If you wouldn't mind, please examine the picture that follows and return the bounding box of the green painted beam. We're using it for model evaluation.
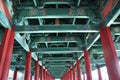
[86,33,100,50]
[16,7,96,19]
[43,57,75,62]
[46,65,70,68]
[32,47,83,54]
[15,33,30,52]
[43,57,74,60]
[14,33,38,61]
[15,25,99,33]
[44,2,70,5]
[45,62,71,64]
[77,0,81,6]
[43,59,75,62]
[33,0,37,6]
[34,36,81,44]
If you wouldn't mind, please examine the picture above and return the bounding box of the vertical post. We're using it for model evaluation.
[77,59,82,80]
[13,69,18,80]
[84,50,92,80]
[83,74,85,80]
[42,68,45,80]
[69,70,70,80]
[100,26,120,80]
[35,61,39,80]
[0,27,15,80]
[46,70,47,80]
[24,51,32,80]
[40,66,42,80]
[0,44,1,58]
[70,68,72,80]
[31,75,32,80]
[0,29,11,78]
[72,65,75,80]
[97,65,102,80]
[44,69,46,80]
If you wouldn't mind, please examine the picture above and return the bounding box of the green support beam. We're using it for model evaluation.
[16,7,96,19]
[32,47,83,54]
[15,25,99,33]
[34,36,82,43]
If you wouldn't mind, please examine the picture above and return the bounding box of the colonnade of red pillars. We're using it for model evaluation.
[0,0,120,80]
[13,52,55,80]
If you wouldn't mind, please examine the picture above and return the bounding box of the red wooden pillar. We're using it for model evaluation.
[42,68,45,80]
[46,71,47,80]
[68,70,70,80]
[0,27,15,80]
[0,28,11,78]
[0,45,1,61]
[31,75,32,80]
[40,66,42,80]
[70,68,72,80]
[45,69,47,80]
[72,65,75,80]
[83,74,85,80]
[77,59,82,80]
[97,65,102,80]
[0,0,13,78]
[13,69,17,80]
[84,50,92,80]
[100,26,120,80]
[44,69,46,80]
[24,51,32,80]
[35,61,39,80]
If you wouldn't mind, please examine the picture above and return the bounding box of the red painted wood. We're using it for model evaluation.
[77,59,82,80]
[24,51,32,80]
[102,0,118,19]
[31,75,32,80]
[35,61,39,80]
[1,27,15,80]
[72,65,75,80]
[100,26,120,80]
[40,66,42,80]
[83,74,85,80]
[13,70,17,80]
[84,50,92,80]
[0,28,11,78]
[97,66,102,80]
[43,68,45,80]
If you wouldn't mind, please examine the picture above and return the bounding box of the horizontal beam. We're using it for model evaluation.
[45,63,71,66]
[15,25,99,33]
[15,33,30,51]
[16,7,96,19]
[48,67,68,70]
[43,59,75,62]
[43,57,75,61]
[46,65,71,68]
[34,36,81,43]
[24,16,90,19]
[43,57,74,60]
[32,47,83,54]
